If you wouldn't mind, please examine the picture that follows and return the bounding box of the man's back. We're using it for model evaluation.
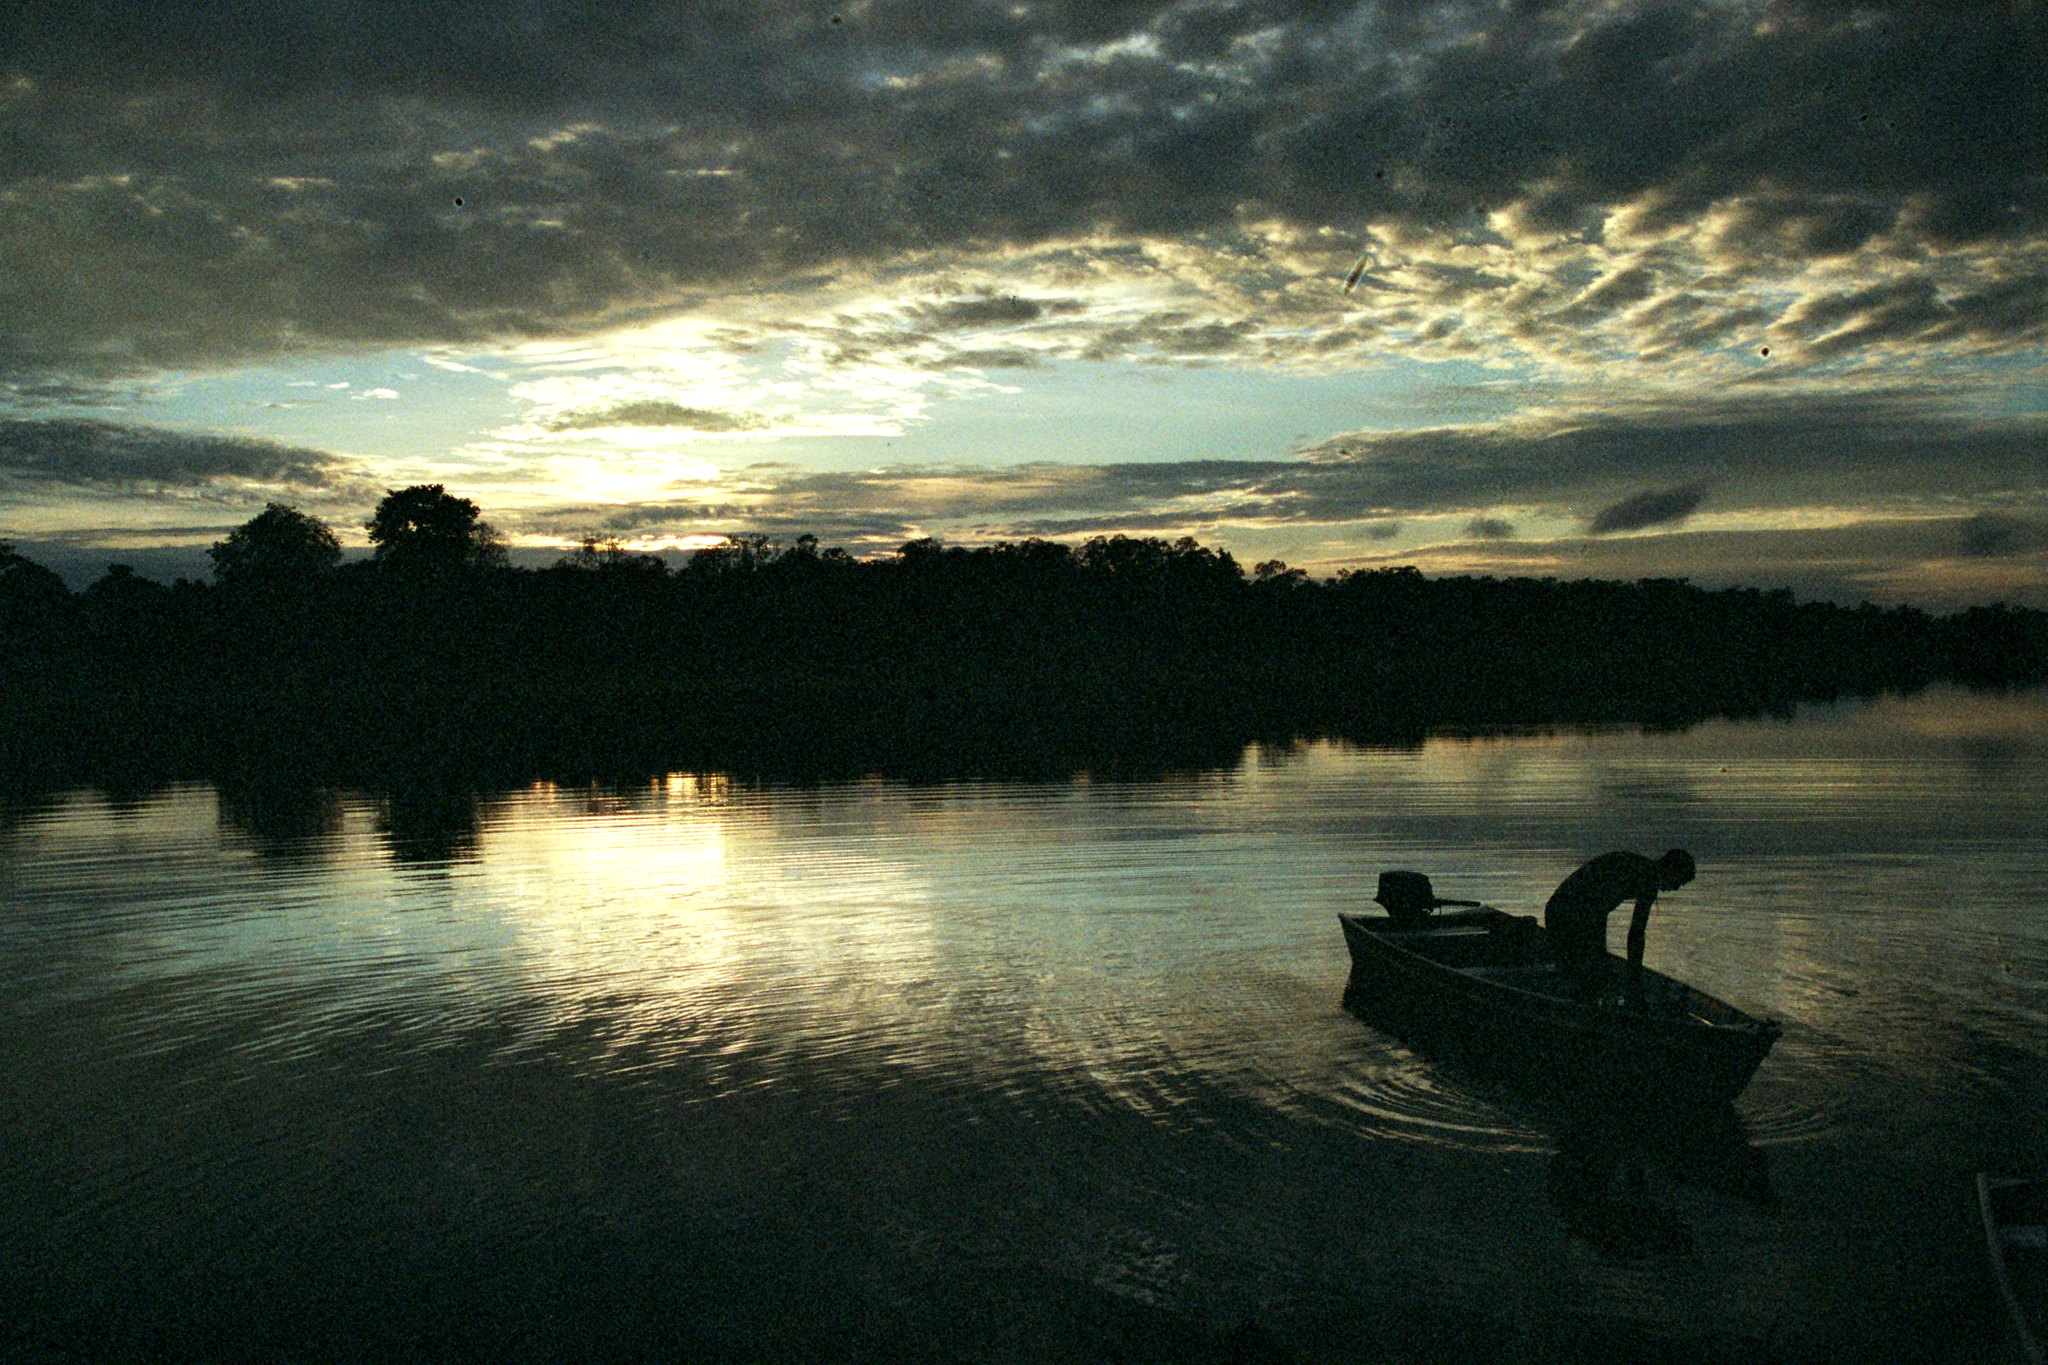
[1544,851,1664,967]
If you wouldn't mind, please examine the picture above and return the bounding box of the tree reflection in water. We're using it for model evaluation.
[375,785,488,864]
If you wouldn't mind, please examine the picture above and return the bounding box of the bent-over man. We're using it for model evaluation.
[1544,849,1695,1008]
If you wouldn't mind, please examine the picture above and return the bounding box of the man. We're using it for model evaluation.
[1544,849,1696,1007]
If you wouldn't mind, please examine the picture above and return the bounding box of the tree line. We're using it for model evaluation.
[4,486,2045,785]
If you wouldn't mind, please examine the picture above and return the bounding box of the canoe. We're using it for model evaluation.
[1978,1173,2048,1365]
[1338,905,1780,1107]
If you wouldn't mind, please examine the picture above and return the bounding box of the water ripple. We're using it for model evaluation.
[2,695,2046,1361]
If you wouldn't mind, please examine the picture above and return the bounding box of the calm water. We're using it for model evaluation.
[3,686,2045,1362]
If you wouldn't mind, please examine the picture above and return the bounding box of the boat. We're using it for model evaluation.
[1338,871,1780,1107]
[1978,1174,2047,1365]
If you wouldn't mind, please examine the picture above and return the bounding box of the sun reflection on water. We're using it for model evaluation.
[1,685,2042,1155]
[2,688,2045,1360]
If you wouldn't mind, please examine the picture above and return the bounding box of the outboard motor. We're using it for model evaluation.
[1374,870,1441,925]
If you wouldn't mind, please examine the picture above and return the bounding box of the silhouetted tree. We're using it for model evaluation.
[1253,559,1308,588]
[1079,534,1166,577]
[686,534,782,576]
[0,542,70,626]
[896,536,949,571]
[557,536,666,576]
[5,520,2045,786]
[366,485,505,573]
[209,503,342,589]
[83,563,165,609]
[79,566,172,669]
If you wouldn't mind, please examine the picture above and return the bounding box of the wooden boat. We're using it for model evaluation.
[1978,1174,2048,1365]
[1338,882,1780,1107]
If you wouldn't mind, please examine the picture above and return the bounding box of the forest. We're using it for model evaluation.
[5,487,2046,787]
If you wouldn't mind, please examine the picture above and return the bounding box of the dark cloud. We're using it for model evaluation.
[1081,317,1256,362]
[937,347,1042,370]
[1588,483,1705,535]
[1367,517,2048,609]
[1553,265,1657,322]
[0,539,236,589]
[1772,276,1956,358]
[1635,303,1773,361]
[0,417,350,489]
[512,494,2048,609]
[915,295,1081,328]
[4,1,2040,376]
[0,376,139,408]
[544,401,766,432]
[3,1,2043,616]
[1697,194,1896,265]
[1307,394,2048,519]
[1957,514,2044,559]
[19,508,2034,608]
[513,457,1281,548]
[500,395,2044,552]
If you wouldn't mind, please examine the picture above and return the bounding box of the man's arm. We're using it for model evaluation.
[1624,893,1656,1008]
[1625,894,1655,966]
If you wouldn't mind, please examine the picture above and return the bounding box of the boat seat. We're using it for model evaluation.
[1367,910,1495,927]
[1379,926,1491,938]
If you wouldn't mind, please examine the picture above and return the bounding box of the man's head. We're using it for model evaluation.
[1657,848,1696,890]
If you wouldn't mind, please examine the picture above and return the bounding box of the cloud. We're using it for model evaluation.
[1080,316,1258,363]
[544,400,768,433]
[0,375,139,408]
[487,390,2047,558]
[13,389,2029,588]
[512,456,1280,549]
[3,0,2043,617]
[16,508,2037,608]
[1773,272,2048,359]
[914,295,1080,328]
[1589,483,1706,535]
[933,347,1042,370]
[1301,392,2048,519]
[1957,514,2044,559]
[1553,265,1658,323]
[1361,516,2048,610]
[0,1,2041,384]
[0,417,353,490]
[503,479,2048,607]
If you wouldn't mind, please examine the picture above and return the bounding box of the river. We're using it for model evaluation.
[3,685,2044,1362]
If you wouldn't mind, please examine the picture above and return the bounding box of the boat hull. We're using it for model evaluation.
[1339,908,1779,1108]
[1979,1173,2048,1365]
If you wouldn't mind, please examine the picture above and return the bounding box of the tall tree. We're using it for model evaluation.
[366,485,505,574]
[209,503,342,588]
[0,542,71,628]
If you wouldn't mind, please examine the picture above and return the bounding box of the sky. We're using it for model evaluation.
[1,0,2044,606]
